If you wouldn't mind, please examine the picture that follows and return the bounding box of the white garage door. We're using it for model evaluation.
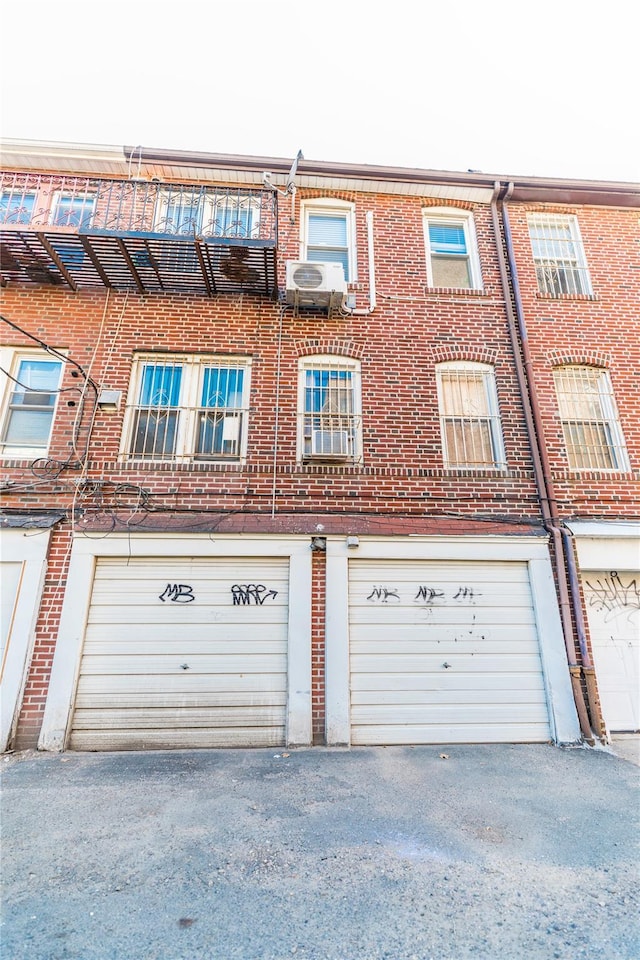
[582,570,640,732]
[69,557,289,750]
[349,559,551,744]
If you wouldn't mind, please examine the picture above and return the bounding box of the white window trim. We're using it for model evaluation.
[553,365,630,472]
[120,353,252,463]
[527,213,593,297]
[0,347,64,459]
[297,355,363,464]
[299,198,357,283]
[436,360,507,470]
[423,207,483,291]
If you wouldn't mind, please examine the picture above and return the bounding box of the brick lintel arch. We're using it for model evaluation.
[431,345,499,366]
[294,339,365,360]
[547,350,612,369]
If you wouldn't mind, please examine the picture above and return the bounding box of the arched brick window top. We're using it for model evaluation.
[547,350,612,370]
[431,346,499,366]
[294,339,364,360]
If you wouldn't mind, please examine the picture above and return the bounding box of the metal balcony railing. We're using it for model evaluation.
[0,172,278,296]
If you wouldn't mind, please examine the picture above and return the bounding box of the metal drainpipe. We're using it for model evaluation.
[500,186,602,738]
[489,183,594,741]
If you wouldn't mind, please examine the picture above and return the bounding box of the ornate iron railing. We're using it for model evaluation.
[0,172,277,242]
[0,172,278,295]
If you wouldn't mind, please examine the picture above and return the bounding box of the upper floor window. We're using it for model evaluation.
[423,208,482,290]
[0,350,63,458]
[0,190,36,225]
[298,356,362,463]
[301,200,355,282]
[121,354,251,462]
[527,214,592,297]
[553,365,629,471]
[154,189,259,239]
[51,191,96,229]
[436,361,506,469]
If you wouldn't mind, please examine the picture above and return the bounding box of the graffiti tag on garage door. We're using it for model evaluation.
[159,583,195,603]
[585,571,640,622]
[231,584,278,605]
[366,585,479,604]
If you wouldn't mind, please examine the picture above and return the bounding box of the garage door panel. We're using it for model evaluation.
[352,654,545,674]
[349,607,536,625]
[77,673,286,696]
[77,654,286,675]
[70,556,290,750]
[349,558,551,744]
[351,636,541,656]
[87,606,287,625]
[351,723,549,746]
[83,637,287,657]
[75,690,286,710]
[72,706,285,729]
[351,672,545,693]
[68,727,284,751]
[351,702,548,725]
[348,562,530,584]
[352,686,548,706]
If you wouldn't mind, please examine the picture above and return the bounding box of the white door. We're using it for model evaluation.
[582,570,640,732]
[69,557,289,750]
[349,559,551,744]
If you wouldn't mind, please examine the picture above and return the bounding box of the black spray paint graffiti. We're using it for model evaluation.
[159,583,195,603]
[366,586,401,603]
[453,587,477,601]
[231,584,278,606]
[366,585,479,604]
[414,586,445,604]
[585,571,640,623]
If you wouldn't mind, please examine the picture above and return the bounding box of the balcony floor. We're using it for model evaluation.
[0,227,277,297]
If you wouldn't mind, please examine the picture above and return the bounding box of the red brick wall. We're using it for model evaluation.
[505,202,640,519]
[311,548,326,745]
[4,184,636,748]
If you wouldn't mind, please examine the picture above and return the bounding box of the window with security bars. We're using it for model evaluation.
[0,352,63,458]
[553,366,629,471]
[298,357,362,462]
[154,190,259,239]
[302,202,354,282]
[51,192,96,229]
[528,214,592,297]
[423,209,482,290]
[437,362,506,469]
[0,190,36,225]
[122,356,251,462]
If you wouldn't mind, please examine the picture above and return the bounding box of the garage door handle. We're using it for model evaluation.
[180,663,190,670]
[442,662,452,669]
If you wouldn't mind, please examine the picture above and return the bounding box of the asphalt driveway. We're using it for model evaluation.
[1,743,639,960]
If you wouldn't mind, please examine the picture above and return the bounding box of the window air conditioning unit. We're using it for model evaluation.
[311,429,350,459]
[286,261,347,310]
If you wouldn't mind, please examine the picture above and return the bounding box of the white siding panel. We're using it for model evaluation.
[349,559,551,744]
[69,557,289,750]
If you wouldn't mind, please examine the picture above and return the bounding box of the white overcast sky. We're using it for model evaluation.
[1,0,638,183]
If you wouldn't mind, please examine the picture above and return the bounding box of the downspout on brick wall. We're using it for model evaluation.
[490,183,597,742]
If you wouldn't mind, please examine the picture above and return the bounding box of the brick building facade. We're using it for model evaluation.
[1,140,637,752]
